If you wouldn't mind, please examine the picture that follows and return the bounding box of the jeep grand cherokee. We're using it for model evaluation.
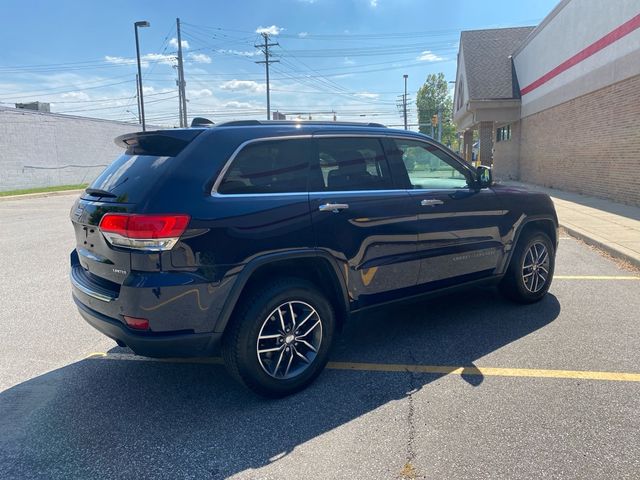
[70,120,558,397]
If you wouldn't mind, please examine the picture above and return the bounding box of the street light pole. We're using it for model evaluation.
[403,74,408,130]
[134,21,150,131]
[135,74,141,124]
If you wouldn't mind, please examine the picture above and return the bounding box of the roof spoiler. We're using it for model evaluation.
[114,130,203,156]
[190,117,214,127]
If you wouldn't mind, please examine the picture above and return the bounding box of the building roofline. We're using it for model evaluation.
[0,105,149,127]
[460,25,537,35]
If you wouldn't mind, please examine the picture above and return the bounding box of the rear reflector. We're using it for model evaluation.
[99,213,190,251]
[123,315,149,330]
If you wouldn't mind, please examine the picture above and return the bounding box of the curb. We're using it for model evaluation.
[560,223,640,270]
[0,189,83,202]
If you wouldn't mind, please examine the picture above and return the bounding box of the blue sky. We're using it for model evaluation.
[0,0,558,128]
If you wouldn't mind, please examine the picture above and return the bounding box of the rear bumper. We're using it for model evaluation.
[73,296,222,358]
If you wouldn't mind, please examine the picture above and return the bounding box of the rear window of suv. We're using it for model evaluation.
[83,130,202,203]
[83,154,174,203]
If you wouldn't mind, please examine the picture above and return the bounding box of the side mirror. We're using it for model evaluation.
[476,165,493,188]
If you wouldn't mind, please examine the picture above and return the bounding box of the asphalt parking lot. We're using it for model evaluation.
[1,194,639,480]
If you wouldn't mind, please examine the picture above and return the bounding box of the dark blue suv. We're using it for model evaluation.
[70,120,558,397]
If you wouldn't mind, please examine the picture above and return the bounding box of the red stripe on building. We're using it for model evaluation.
[520,12,640,95]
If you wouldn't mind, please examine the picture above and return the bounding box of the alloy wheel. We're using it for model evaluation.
[522,241,550,293]
[256,301,323,380]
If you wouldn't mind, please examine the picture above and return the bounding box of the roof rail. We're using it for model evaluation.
[214,120,387,128]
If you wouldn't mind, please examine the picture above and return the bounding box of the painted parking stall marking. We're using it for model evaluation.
[86,353,640,383]
[554,275,639,280]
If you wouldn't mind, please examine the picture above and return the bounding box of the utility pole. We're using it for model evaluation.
[176,18,188,127]
[174,65,183,127]
[255,32,279,120]
[403,74,408,130]
[437,105,443,142]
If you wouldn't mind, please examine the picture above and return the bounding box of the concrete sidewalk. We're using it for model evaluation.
[503,181,640,268]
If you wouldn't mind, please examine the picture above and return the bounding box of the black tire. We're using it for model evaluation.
[222,278,336,398]
[499,230,555,304]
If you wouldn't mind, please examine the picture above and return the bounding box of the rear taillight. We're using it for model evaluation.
[123,315,150,330]
[99,213,190,251]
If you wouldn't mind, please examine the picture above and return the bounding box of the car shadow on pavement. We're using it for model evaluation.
[0,288,560,479]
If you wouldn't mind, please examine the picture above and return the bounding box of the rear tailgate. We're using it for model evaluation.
[70,129,203,287]
[71,199,134,286]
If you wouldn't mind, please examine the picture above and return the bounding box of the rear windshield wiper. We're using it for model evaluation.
[84,188,117,198]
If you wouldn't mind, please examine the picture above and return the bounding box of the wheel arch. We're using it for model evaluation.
[214,250,349,334]
[499,215,558,275]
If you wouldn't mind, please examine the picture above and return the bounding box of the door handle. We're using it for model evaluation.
[420,199,444,207]
[319,203,349,213]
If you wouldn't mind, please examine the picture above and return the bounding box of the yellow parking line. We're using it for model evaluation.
[86,353,640,383]
[554,275,639,280]
[326,362,640,382]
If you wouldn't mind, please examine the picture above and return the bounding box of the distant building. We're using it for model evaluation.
[453,0,640,206]
[272,111,286,120]
[15,101,50,113]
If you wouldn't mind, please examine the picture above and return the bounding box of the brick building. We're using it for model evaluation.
[453,0,640,206]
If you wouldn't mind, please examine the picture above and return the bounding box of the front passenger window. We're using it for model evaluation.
[391,140,470,190]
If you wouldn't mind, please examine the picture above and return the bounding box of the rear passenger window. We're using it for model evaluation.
[217,139,310,194]
[310,137,392,191]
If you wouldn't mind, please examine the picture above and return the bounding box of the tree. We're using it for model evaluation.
[416,72,457,149]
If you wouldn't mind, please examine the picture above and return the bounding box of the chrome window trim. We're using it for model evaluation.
[210,133,477,197]
[309,189,408,196]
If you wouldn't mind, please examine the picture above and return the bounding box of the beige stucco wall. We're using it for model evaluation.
[492,121,521,180]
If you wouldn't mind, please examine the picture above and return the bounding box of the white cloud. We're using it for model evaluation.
[343,57,355,65]
[105,53,176,67]
[370,0,378,7]
[355,92,379,99]
[188,53,212,64]
[104,55,136,65]
[220,80,266,93]
[256,25,283,36]
[60,91,90,101]
[219,49,260,57]
[417,50,444,62]
[189,88,213,98]
[169,38,190,49]
[144,53,176,65]
[224,101,257,109]
[298,32,309,38]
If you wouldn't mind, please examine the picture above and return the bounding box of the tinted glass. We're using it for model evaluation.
[311,137,392,191]
[218,139,310,194]
[389,139,469,189]
[85,154,174,203]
